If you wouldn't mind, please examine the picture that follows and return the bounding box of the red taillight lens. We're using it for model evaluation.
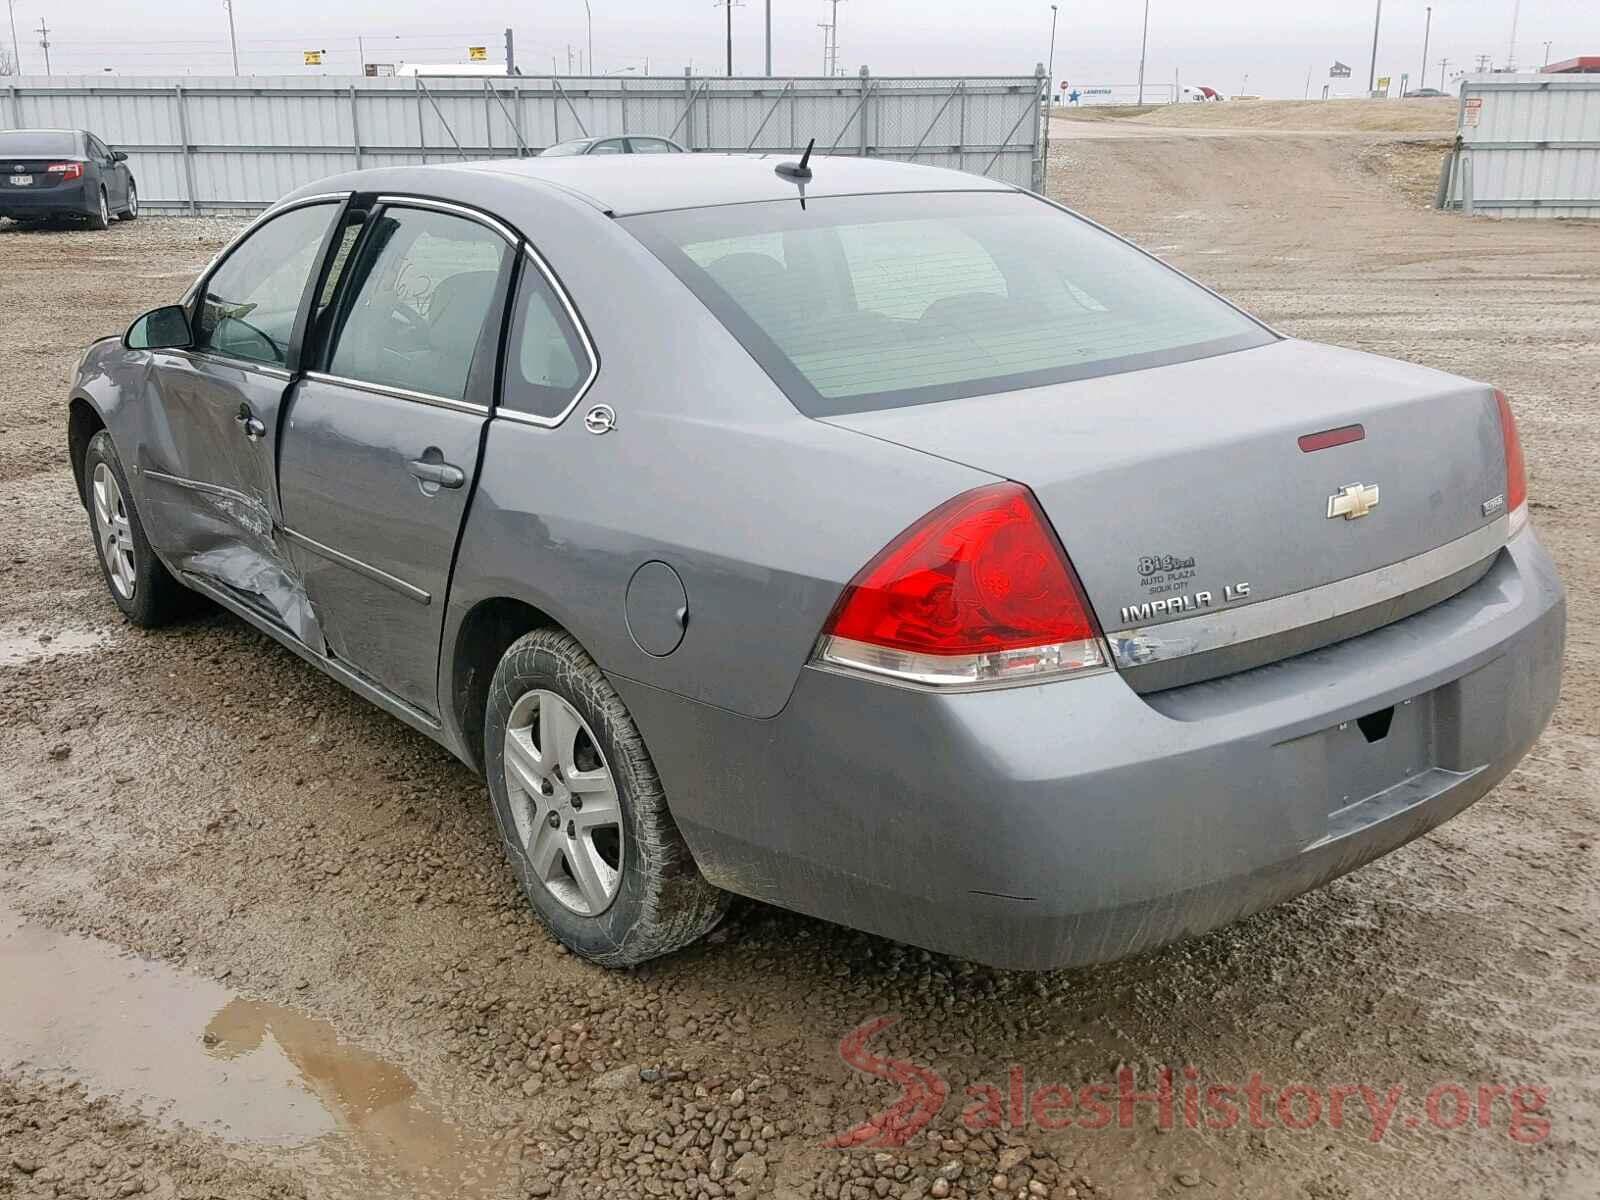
[815,482,1107,687]
[1494,389,1528,533]
[46,162,84,180]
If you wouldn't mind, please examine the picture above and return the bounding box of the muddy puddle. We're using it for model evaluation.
[0,901,512,1198]
[0,627,106,667]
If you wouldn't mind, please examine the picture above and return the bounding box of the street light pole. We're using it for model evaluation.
[582,0,593,75]
[1046,4,1058,103]
[1366,0,1382,95]
[1419,6,1430,94]
[223,0,239,75]
[765,0,772,75]
[1136,0,1149,105]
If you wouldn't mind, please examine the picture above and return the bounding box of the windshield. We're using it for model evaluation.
[0,131,80,157]
[624,191,1274,417]
[541,140,592,157]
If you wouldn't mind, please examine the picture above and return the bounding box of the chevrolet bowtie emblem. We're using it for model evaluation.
[1327,482,1380,520]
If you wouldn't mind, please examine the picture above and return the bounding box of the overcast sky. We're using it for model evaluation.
[11,1,1599,98]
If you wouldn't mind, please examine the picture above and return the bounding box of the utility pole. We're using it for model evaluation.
[1047,5,1058,102]
[35,15,47,75]
[1367,0,1382,95]
[765,0,771,75]
[820,0,844,76]
[1438,57,1449,90]
[1419,6,1430,93]
[582,0,592,75]
[505,27,515,76]
[1136,0,1150,104]
[715,0,743,76]
[1475,53,1491,72]
[222,0,239,75]
[1504,0,1520,71]
[1542,40,1552,68]
[8,0,21,75]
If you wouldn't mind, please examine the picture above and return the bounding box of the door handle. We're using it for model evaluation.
[234,404,266,441]
[406,458,465,489]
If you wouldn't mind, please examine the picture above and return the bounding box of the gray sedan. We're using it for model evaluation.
[65,152,1565,969]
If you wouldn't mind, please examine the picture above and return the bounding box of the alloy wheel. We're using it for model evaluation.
[127,185,137,218]
[92,462,137,599]
[503,689,624,916]
[99,190,110,226]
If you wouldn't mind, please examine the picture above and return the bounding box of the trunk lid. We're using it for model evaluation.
[823,339,1510,689]
[0,158,80,190]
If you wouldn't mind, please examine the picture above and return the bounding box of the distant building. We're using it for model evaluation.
[1542,57,1600,74]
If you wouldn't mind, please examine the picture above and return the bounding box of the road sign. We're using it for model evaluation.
[1376,75,1391,95]
[1330,61,1352,78]
[468,46,487,61]
[304,50,323,65]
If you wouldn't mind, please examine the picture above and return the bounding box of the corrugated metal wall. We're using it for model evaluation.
[1446,73,1600,219]
[2,72,1048,213]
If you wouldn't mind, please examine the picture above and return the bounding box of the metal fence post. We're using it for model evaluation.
[858,65,871,158]
[1032,61,1047,193]
[7,85,20,129]
[683,68,694,150]
[350,85,363,169]
[173,85,198,215]
[416,79,428,165]
[620,77,628,134]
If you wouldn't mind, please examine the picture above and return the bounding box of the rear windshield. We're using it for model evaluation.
[0,131,80,157]
[624,191,1274,417]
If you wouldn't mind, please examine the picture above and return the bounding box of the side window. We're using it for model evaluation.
[502,255,594,421]
[326,207,509,402]
[87,135,109,161]
[589,139,626,155]
[628,138,674,154]
[196,202,340,367]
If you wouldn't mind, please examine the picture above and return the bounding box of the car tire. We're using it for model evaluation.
[82,430,191,627]
[118,182,138,221]
[88,188,111,231]
[484,628,730,966]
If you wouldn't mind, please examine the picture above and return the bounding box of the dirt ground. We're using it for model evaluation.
[2,117,1597,1200]
[1052,97,1458,134]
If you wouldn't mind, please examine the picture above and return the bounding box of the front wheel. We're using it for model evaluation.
[484,629,730,966]
[82,430,190,626]
[118,182,139,221]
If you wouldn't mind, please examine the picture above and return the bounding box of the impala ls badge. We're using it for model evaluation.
[1327,482,1380,521]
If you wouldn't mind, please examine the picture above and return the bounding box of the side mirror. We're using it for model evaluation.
[112,150,129,163]
[125,305,193,351]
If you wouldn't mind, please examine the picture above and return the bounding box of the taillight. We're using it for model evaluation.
[1494,390,1528,536]
[813,482,1108,688]
[46,162,85,181]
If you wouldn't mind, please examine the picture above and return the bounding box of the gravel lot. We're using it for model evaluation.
[2,121,1597,1200]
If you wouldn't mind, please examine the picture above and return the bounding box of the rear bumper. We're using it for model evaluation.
[620,527,1565,970]
[0,183,91,217]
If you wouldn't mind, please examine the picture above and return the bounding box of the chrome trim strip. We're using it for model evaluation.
[301,370,489,415]
[165,347,293,382]
[281,527,431,605]
[374,194,518,245]
[141,468,262,508]
[492,246,601,430]
[1108,517,1511,670]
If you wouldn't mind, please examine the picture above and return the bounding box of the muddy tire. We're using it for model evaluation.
[484,628,730,966]
[82,430,190,627]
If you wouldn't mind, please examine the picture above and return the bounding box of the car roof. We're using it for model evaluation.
[441,152,1014,216]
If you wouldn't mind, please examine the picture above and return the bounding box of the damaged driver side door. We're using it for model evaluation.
[137,198,346,644]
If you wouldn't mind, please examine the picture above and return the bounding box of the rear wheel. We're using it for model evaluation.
[118,182,138,221]
[88,189,111,231]
[484,629,729,966]
[82,430,190,627]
